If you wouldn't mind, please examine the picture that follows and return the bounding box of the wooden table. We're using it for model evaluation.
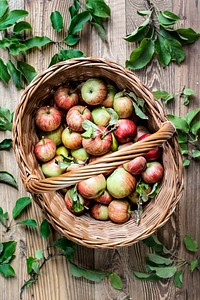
[1,1,200,299]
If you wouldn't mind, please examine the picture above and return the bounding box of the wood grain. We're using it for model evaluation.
[0,0,200,299]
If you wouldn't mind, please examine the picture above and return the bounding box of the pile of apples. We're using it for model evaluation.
[34,78,164,224]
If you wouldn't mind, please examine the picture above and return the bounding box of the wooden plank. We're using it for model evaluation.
[0,0,200,299]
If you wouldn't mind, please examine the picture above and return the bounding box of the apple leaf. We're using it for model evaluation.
[183,235,198,252]
[133,271,160,281]
[64,34,80,46]
[0,138,12,150]
[106,108,119,126]
[153,89,174,104]
[86,0,111,19]
[40,219,51,239]
[68,11,91,35]
[0,0,8,19]
[69,262,108,282]
[0,171,18,189]
[16,219,37,228]
[13,21,32,33]
[190,259,200,272]
[173,270,184,288]
[108,272,123,290]
[17,61,37,84]
[50,11,63,32]
[0,9,29,30]
[53,237,76,261]
[0,58,10,84]
[69,187,85,213]
[124,18,150,42]
[147,266,177,278]
[155,35,171,67]
[0,207,9,227]
[12,197,32,219]
[6,60,24,89]
[0,264,15,277]
[23,36,52,50]
[147,253,173,265]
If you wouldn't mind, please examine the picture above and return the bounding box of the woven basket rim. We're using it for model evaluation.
[12,57,184,248]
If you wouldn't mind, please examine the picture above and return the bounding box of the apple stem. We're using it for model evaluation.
[81,106,87,115]
[42,136,45,145]
[46,105,50,114]
[101,125,118,139]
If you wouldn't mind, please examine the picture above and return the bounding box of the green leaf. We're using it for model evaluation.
[155,35,171,67]
[70,262,107,282]
[17,61,37,84]
[185,108,200,125]
[0,0,8,18]
[133,271,160,281]
[177,132,188,144]
[40,219,51,239]
[26,257,35,274]
[53,237,76,261]
[179,143,188,155]
[143,235,169,254]
[0,9,28,30]
[0,207,9,227]
[176,28,200,44]
[149,266,177,278]
[13,21,32,33]
[192,149,200,159]
[86,0,111,18]
[124,19,150,42]
[183,95,189,106]
[81,126,94,138]
[0,243,3,255]
[0,38,12,48]
[126,38,155,70]
[183,159,190,167]
[35,249,44,260]
[0,106,13,130]
[148,253,173,266]
[64,34,80,46]
[190,259,199,272]
[167,114,189,133]
[132,101,148,120]
[0,58,10,84]
[164,39,185,64]
[69,0,81,18]
[183,235,198,252]
[162,10,180,21]
[183,88,195,96]
[153,89,174,104]
[9,43,28,55]
[91,18,106,41]
[191,120,200,136]
[157,12,178,27]
[50,11,63,32]
[137,10,151,16]
[82,120,99,132]
[59,49,86,59]
[48,54,60,67]
[12,197,32,219]
[108,273,123,290]
[0,171,18,189]
[68,11,91,35]
[0,241,16,263]
[24,36,52,50]
[0,264,15,277]
[6,60,24,89]
[106,108,119,126]
[16,219,37,228]
[174,270,184,288]
[32,261,40,275]
[0,138,12,150]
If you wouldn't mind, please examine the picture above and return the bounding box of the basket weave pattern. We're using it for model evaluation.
[12,58,183,248]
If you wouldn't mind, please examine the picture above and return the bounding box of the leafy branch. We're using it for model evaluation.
[125,3,200,70]
[133,234,200,288]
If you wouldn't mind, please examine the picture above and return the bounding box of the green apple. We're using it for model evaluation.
[81,78,107,105]
[71,147,89,162]
[113,91,133,118]
[39,125,63,146]
[41,155,66,177]
[56,145,70,157]
[101,84,117,108]
[91,107,111,126]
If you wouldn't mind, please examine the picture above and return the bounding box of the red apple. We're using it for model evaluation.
[101,84,117,107]
[94,190,113,205]
[62,127,82,150]
[66,105,92,132]
[138,133,161,161]
[54,86,79,110]
[77,174,106,199]
[34,137,56,162]
[90,203,109,221]
[35,106,62,132]
[113,91,133,118]
[41,155,66,177]
[108,199,131,223]
[123,156,147,175]
[81,78,107,105]
[134,125,149,142]
[107,168,136,198]
[65,187,88,215]
[82,126,112,156]
[142,161,164,184]
[114,119,137,144]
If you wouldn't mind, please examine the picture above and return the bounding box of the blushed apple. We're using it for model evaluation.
[90,203,109,221]
[35,106,62,132]
[54,86,79,110]
[41,155,66,177]
[134,125,149,142]
[114,119,137,144]
[66,105,92,132]
[34,137,56,162]
[138,133,161,161]
[108,199,131,223]
[81,78,107,105]
[91,107,111,126]
[62,127,82,150]
[123,156,147,175]
[113,91,133,118]
[77,174,106,199]
[101,84,117,108]
[142,161,164,184]
[65,187,88,215]
[94,190,113,205]
[107,168,136,198]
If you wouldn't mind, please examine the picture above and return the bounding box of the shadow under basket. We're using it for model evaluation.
[12,57,184,249]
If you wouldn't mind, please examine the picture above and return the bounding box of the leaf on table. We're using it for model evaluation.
[173,270,184,288]
[16,219,37,228]
[54,237,76,261]
[183,235,198,252]
[192,149,200,159]
[86,0,111,19]
[17,61,37,84]
[190,120,200,136]
[190,259,200,272]
[176,28,200,44]
[108,272,123,290]
[35,249,44,261]
[0,0,8,19]
[126,38,155,70]
[12,197,32,219]
[6,60,24,89]
[133,271,160,281]
[161,10,180,21]
[13,21,32,33]
[155,35,171,67]
[0,207,9,227]
[137,10,151,16]
[177,132,188,144]
[153,89,174,104]
[64,34,80,46]
[40,219,51,239]
[183,159,190,167]
[147,266,177,278]
[157,11,179,27]
[9,43,28,56]
[0,58,11,84]
[68,11,91,35]
[0,9,29,30]
[147,253,173,265]
[23,36,52,50]
[0,241,16,263]
[69,262,108,282]
[143,235,170,254]
[0,264,15,277]
[164,38,185,64]
[50,11,63,32]
[32,261,40,275]
[167,115,189,133]
[26,257,36,274]
[179,142,189,155]
[69,0,81,18]
[124,18,150,42]
[0,171,18,189]
[0,38,12,48]
[0,138,12,150]
[185,108,200,125]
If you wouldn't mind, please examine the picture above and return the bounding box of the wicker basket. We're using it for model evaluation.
[12,57,183,248]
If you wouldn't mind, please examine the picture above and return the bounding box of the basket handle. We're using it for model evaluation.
[26,121,176,193]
